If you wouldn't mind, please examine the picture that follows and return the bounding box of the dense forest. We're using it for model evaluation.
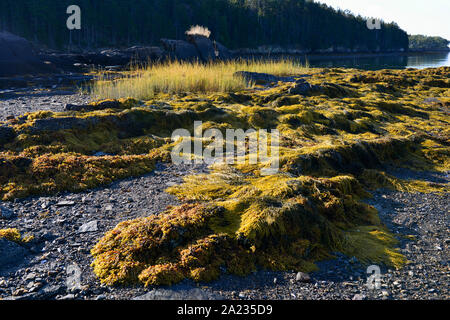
[409,35,449,51]
[0,0,408,52]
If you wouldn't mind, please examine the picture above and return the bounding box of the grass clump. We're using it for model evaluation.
[0,228,33,243]
[89,59,309,100]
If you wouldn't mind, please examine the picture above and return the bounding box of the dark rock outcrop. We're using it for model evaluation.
[28,116,101,134]
[0,31,55,77]
[0,31,233,76]
[186,34,232,61]
[65,100,122,112]
[234,71,296,85]
[162,35,233,62]
[160,39,200,61]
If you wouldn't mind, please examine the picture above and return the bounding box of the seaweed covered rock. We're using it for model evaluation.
[91,165,408,286]
[288,81,319,95]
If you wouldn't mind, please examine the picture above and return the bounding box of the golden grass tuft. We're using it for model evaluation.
[89,59,309,100]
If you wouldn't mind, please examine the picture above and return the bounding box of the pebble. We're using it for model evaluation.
[78,221,98,233]
[295,272,311,283]
[352,294,366,300]
[56,201,76,207]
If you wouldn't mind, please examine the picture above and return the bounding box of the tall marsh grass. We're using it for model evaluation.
[89,59,309,100]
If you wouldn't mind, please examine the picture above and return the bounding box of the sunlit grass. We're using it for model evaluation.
[89,58,309,100]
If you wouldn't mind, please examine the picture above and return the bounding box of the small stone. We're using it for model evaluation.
[25,272,36,281]
[238,292,246,299]
[273,277,277,284]
[12,288,27,296]
[60,294,76,300]
[56,201,75,207]
[352,294,366,300]
[105,205,113,212]
[295,272,311,283]
[78,221,98,233]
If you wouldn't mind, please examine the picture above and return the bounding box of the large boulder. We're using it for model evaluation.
[160,39,200,61]
[0,31,55,77]
[234,71,296,85]
[186,34,232,61]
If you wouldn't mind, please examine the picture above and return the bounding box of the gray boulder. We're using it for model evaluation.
[0,31,55,77]
[186,34,232,61]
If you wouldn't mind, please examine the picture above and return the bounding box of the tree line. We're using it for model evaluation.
[0,0,409,51]
[409,35,449,51]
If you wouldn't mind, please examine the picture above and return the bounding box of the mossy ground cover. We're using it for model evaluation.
[1,66,448,286]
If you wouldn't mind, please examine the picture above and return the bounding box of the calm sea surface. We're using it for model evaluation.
[304,52,450,70]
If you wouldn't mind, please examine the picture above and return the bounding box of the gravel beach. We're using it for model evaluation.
[0,89,448,301]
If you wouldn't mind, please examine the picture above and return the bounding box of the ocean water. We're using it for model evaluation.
[304,52,450,70]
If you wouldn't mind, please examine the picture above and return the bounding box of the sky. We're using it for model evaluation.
[315,0,450,40]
